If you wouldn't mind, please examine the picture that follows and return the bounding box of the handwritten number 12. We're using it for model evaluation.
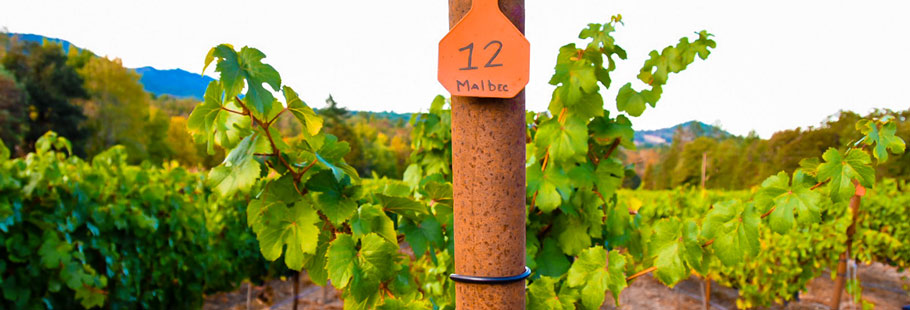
[459,40,503,70]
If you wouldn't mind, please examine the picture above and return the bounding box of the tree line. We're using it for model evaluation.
[631,109,910,190]
[0,33,410,177]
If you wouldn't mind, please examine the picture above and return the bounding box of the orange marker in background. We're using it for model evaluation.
[438,0,530,98]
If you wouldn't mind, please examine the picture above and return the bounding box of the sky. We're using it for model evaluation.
[2,0,909,138]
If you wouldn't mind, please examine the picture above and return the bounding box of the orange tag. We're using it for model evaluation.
[438,0,530,98]
[855,184,866,197]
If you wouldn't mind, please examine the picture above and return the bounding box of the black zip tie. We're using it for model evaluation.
[449,266,531,284]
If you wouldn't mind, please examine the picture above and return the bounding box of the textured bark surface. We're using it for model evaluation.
[448,0,527,308]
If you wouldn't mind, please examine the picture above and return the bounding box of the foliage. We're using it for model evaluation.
[0,66,28,154]
[0,133,273,309]
[1,38,89,155]
[620,189,848,307]
[3,14,904,310]
[191,43,440,309]
[638,109,910,190]
[75,56,152,161]
[184,17,719,309]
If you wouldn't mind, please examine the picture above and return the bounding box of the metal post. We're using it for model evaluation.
[448,0,527,308]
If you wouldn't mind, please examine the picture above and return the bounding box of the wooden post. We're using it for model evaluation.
[448,0,527,308]
[703,275,711,310]
[700,152,707,189]
[830,183,864,310]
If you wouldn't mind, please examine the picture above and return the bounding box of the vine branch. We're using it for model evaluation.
[234,96,302,188]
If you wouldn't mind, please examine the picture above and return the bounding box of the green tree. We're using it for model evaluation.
[1,39,88,154]
[320,95,365,174]
[0,66,28,155]
[671,137,716,187]
[145,106,173,164]
[75,57,151,161]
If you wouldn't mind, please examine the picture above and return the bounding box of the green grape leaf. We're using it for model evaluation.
[649,220,698,286]
[594,158,624,198]
[527,236,540,270]
[284,86,323,136]
[376,193,428,216]
[307,170,357,226]
[605,201,633,248]
[307,135,353,182]
[429,94,446,115]
[358,233,399,281]
[213,45,281,119]
[700,200,759,266]
[566,246,625,309]
[208,44,244,99]
[535,115,588,163]
[0,139,9,162]
[528,162,571,213]
[247,190,285,234]
[639,49,671,85]
[528,276,566,310]
[535,238,570,277]
[265,173,302,204]
[692,31,717,60]
[39,232,72,269]
[616,83,646,117]
[590,114,636,149]
[580,22,621,53]
[556,214,591,256]
[817,148,874,202]
[799,157,821,176]
[351,204,397,245]
[348,264,381,309]
[188,81,249,153]
[756,171,822,233]
[550,85,604,120]
[605,250,628,303]
[387,264,417,297]
[207,45,281,117]
[61,261,94,290]
[399,216,444,259]
[568,162,596,190]
[74,285,106,309]
[574,190,604,239]
[238,46,281,117]
[681,221,706,274]
[327,234,357,289]
[257,199,321,270]
[549,44,598,101]
[402,164,421,190]
[377,298,430,310]
[208,134,262,196]
[304,230,331,286]
[857,118,906,162]
[422,181,453,207]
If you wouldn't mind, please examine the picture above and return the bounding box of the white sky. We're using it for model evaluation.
[2,0,909,137]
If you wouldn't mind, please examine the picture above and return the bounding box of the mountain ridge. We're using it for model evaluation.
[6,33,731,139]
[634,121,731,147]
[9,33,211,100]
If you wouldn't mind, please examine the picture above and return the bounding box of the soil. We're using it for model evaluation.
[203,274,343,310]
[204,262,909,310]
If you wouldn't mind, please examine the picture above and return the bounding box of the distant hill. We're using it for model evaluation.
[350,110,413,123]
[134,67,212,101]
[8,33,212,100]
[9,33,76,52]
[634,121,730,147]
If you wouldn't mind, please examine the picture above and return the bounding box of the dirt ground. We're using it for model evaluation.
[203,275,343,310]
[204,262,909,310]
[603,262,909,310]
